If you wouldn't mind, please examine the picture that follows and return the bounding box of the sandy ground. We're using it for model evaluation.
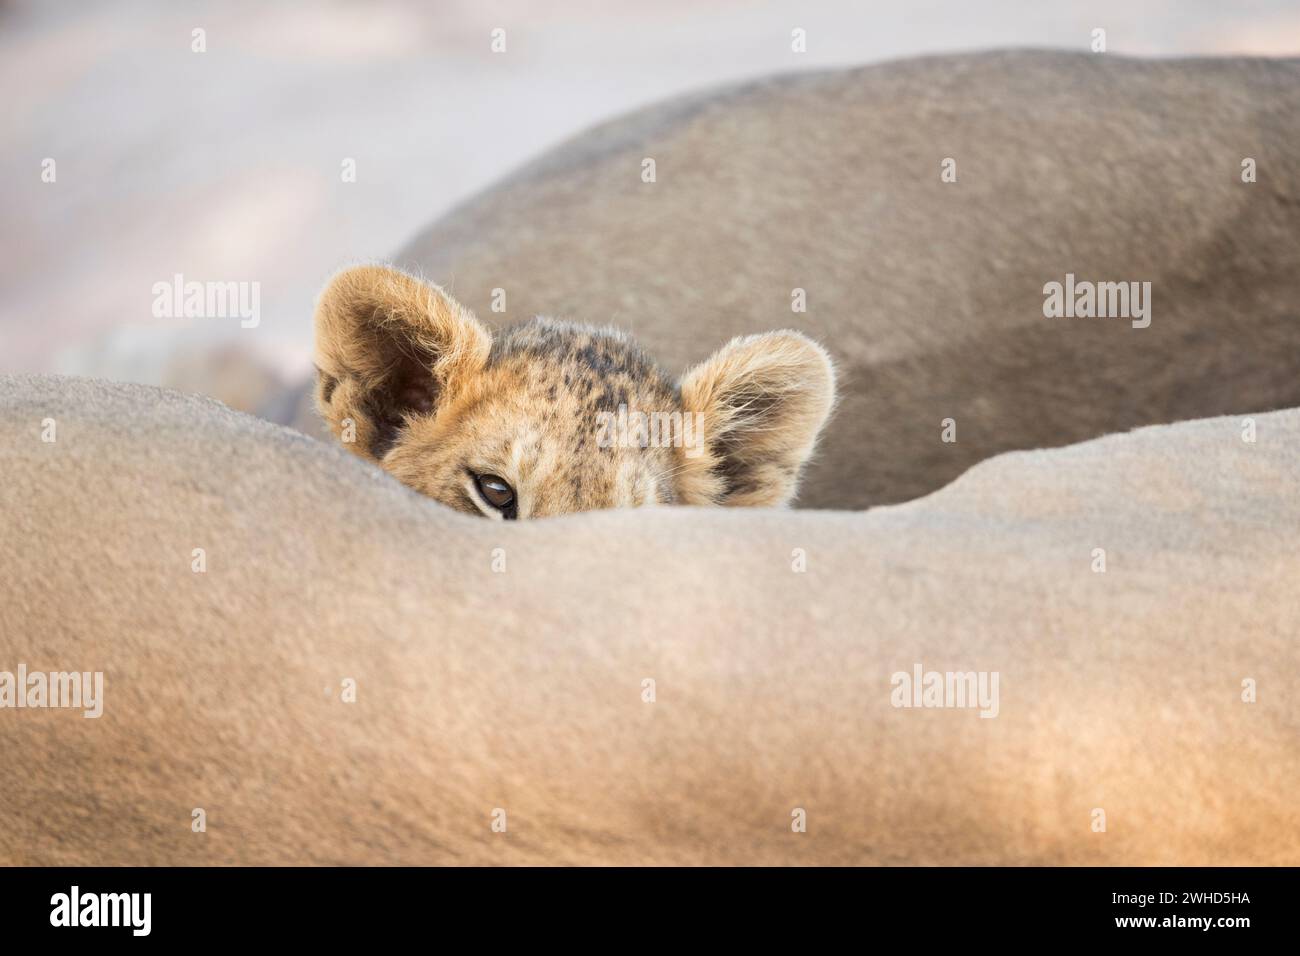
[2,0,1297,408]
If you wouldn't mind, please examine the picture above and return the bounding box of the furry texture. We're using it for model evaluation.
[314,265,835,517]
[2,375,1297,865]
[371,51,1300,509]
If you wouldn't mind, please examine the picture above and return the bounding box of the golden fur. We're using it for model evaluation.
[2,375,1297,865]
[314,265,836,518]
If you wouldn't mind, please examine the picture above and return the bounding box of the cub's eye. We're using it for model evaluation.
[475,474,515,511]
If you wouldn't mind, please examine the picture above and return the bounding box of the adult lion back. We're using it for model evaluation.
[394,50,1300,509]
[2,374,1298,864]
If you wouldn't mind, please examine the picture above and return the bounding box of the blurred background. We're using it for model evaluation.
[3,0,1298,413]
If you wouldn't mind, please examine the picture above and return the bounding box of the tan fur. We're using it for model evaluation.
[2,375,1297,865]
[374,51,1300,510]
[271,54,1300,512]
[7,51,1300,868]
[314,265,835,517]
[313,265,493,468]
[679,332,836,507]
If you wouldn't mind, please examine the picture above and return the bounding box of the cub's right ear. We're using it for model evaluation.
[313,265,492,462]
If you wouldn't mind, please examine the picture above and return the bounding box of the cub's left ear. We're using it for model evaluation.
[313,265,492,463]
[677,331,836,507]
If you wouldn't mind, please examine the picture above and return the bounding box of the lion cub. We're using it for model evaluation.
[314,265,835,519]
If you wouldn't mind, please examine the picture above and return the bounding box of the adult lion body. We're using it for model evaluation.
[2,375,1297,864]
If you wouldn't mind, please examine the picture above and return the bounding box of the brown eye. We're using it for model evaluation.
[475,474,515,511]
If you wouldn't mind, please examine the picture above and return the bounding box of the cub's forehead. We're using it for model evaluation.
[485,317,679,413]
[461,319,680,513]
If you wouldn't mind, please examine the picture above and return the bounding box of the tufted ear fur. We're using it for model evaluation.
[313,265,492,462]
[676,331,836,507]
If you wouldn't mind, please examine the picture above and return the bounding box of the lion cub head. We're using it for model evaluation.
[314,265,835,519]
